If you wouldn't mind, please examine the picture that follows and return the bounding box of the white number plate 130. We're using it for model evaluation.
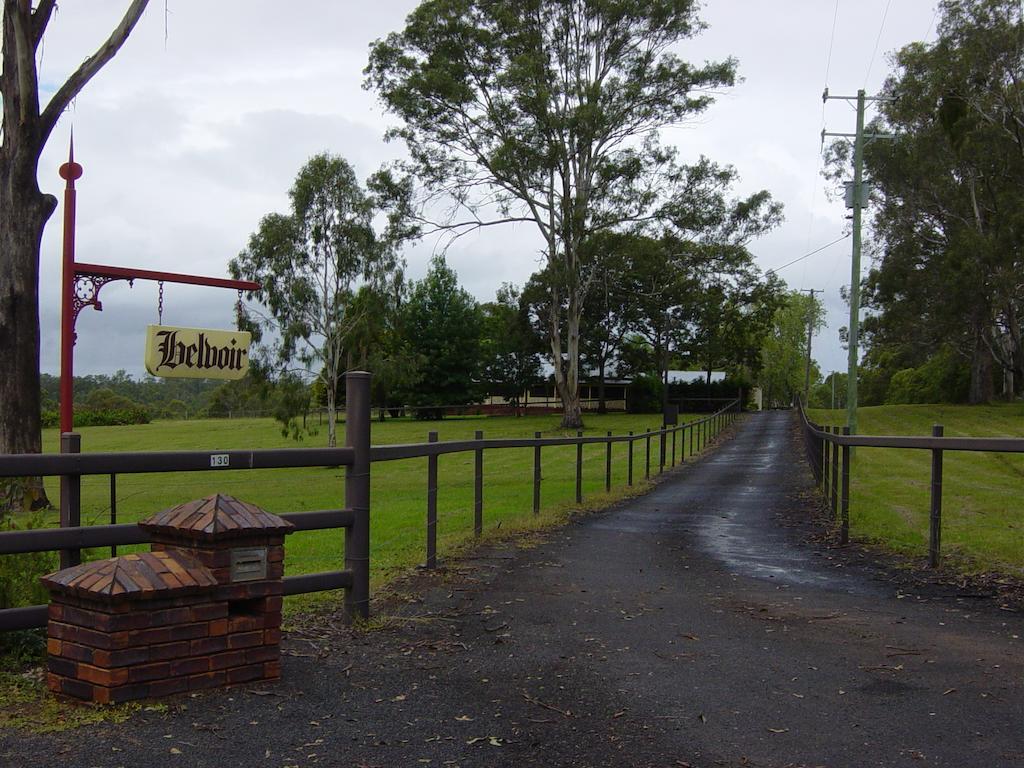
[210,454,230,468]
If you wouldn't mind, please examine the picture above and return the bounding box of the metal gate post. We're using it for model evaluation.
[605,431,612,492]
[830,427,839,518]
[344,371,372,622]
[59,432,82,569]
[426,431,439,568]
[929,425,944,567]
[645,429,651,479]
[474,430,483,537]
[533,432,542,514]
[576,431,583,504]
[627,432,634,486]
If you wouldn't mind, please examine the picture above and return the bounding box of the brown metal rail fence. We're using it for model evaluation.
[372,399,741,570]
[796,400,1024,566]
[0,389,740,632]
[0,372,372,632]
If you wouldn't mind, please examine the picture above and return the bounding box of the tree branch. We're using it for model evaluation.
[31,0,58,47]
[39,0,150,144]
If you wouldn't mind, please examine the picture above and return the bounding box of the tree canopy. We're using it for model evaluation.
[365,0,779,426]
[833,0,1024,405]
[231,153,415,446]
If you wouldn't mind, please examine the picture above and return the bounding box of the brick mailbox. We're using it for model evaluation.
[42,494,293,703]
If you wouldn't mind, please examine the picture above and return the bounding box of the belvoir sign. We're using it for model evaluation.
[144,325,251,380]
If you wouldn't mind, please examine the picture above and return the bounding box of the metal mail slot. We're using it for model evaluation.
[230,547,268,582]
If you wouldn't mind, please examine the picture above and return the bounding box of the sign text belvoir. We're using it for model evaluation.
[144,325,251,380]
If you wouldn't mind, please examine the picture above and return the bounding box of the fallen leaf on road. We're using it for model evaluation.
[943,688,956,695]
[767,728,789,734]
[455,715,474,721]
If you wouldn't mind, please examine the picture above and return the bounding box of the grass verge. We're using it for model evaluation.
[808,402,1024,574]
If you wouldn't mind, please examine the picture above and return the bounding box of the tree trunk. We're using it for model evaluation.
[597,356,607,414]
[325,375,338,448]
[0,160,55,516]
[968,328,994,405]
[547,284,583,429]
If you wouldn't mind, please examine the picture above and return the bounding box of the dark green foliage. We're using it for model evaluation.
[41,371,222,419]
[0,515,56,611]
[41,408,150,428]
[627,374,664,414]
[837,0,1024,404]
[756,291,824,408]
[809,372,848,410]
[400,256,483,415]
[884,348,970,405]
[479,284,544,410]
[667,377,748,411]
[271,373,315,441]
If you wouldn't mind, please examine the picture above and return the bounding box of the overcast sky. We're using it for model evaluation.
[34,0,939,378]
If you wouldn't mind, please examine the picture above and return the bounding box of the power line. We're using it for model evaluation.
[864,0,894,87]
[804,0,842,289]
[766,234,851,276]
[824,0,841,87]
[924,7,939,41]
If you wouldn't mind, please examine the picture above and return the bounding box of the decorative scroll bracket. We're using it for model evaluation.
[70,273,134,345]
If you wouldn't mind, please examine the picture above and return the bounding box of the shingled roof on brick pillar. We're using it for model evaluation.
[140,494,293,542]
[41,551,217,600]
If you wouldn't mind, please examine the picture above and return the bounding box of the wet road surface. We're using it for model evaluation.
[2,411,1021,767]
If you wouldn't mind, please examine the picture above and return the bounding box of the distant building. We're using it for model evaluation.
[484,371,728,413]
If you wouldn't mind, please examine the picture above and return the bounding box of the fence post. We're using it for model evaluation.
[628,431,634,486]
[671,427,677,467]
[841,426,851,545]
[59,432,82,569]
[659,427,666,474]
[109,474,117,557]
[533,431,542,514]
[929,424,944,568]
[645,429,651,479]
[474,430,483,537]
[822,426,831,491]
[830,426,839,518]
[426,431,439,568]
[576,431,583,504]
[689,421,694,457]
[344,371,372,622]
[605,431,612,492]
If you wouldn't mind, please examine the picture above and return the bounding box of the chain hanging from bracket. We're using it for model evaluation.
[235,288,244,325]
[157,281,164,325]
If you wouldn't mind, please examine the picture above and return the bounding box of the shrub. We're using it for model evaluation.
[627,374,663,413]
[885,348,969,404]
[42,408,150,428]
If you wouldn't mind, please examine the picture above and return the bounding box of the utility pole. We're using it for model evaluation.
[803,288,822,404]
[822,88,894,434]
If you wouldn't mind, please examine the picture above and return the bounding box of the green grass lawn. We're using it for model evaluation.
[808,403,1024,574]
[20,412,712,610]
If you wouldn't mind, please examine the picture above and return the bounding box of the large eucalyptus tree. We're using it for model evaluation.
[1,0,150,515]
[230,154,415,447]
[366,0,742,428]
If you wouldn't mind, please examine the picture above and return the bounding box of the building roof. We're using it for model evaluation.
[665,370,726,384]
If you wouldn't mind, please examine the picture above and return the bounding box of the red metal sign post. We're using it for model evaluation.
[58,141,259,433]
